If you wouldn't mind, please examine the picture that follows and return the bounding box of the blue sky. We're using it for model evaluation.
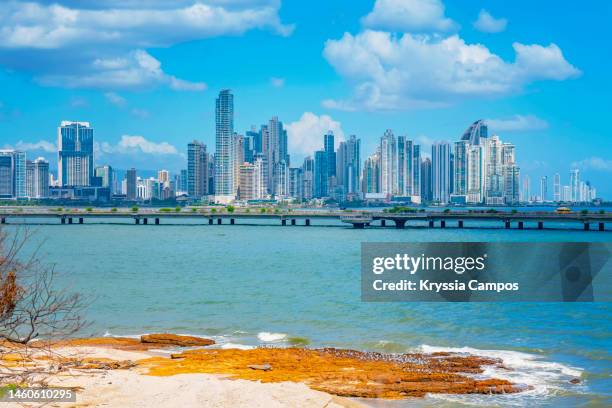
[0,0,611,196]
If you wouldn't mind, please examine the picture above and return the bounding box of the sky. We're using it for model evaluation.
[0,0,611,197]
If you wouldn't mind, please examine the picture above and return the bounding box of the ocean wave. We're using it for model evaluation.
[418,344,584,405]
[257,332,287,342]
[221,343,255,350]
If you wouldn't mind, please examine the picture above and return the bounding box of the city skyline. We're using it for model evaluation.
[1,1,610,196]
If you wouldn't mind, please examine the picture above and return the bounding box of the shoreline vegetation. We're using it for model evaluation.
[1,333,527,407]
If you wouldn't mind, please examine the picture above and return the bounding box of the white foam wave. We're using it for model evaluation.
[418,344,583,403]
[257,332,287,342]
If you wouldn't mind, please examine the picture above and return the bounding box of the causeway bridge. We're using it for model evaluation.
[0,207,610,231]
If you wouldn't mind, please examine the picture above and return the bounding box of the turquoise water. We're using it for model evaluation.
[10,219,612,407]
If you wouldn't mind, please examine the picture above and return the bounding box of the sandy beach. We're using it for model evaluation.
[0,334,525,407]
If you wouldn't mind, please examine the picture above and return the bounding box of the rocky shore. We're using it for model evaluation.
[0,334,525,407]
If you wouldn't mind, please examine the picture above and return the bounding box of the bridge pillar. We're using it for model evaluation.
[155,218,160,225]
[68,218,73,224]
[505,221,510,229]
[538,221,543,230]
[305,219,310,226]
[209,218,213,225]
[281,219,287,226]
[458,220,463,228]
[143,218,148,225]
[440,220,446,228]
[518,221,523,229]
[79,217,84,224]
[61,217,66,225]
[217,218,222,225]
[381,220,386,227]
[394,220,406,229]
[584,222,590,231]
[353,223,365,229]
[599,222,605,231]
[230,218,235,225]
[1,217,5,224]
[428,220,434,228]
[291,219,296,226]
[135,218,140,225]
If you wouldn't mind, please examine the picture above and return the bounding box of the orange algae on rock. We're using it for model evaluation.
[139,347,520,399]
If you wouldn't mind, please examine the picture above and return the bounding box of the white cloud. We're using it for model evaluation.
[571,157,612,172]
[10,140,57,153]
[37,49,206,91]
[486,114,549,132]
[130,108,150,119]
[104,91,126,106]
[98,135,180,155]
[0,1,292,90]
[473,9,507,33]
[270,77,285,87]
[323,30,581,111]
[286,112,345,156]
[362,0,456,32]
[0,1,293,49]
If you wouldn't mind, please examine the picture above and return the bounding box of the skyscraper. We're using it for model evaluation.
[540,176,548,202]
[461,119,488,145]
[420,157,432,202]
[484,135,504,204]
[301,156,314,200]
[380,130,397,196]
[0,150,26,199]
[570,169,580,202]
[58,121,94,187]
[338,135,361,198]
[431,142,451,203]
[26,157,49,199]
[95,165,114,193]
[187,141,208,199]
[233,133,245,195]
[214,89,235,202]
[362,149,381,194]
[126,168,137,201]
[553,173,561,202]
[324,132,336,178]
[314,150,328,198]
[452,141,469,198]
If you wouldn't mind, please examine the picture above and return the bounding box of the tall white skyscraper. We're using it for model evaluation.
[380,130,397,196]
[432,142,451,203]
[214,89,235,202]
[540,176,548,202]
[553,173,561,202]
[484,135,504,204]
[26,157,49,199]
[58,121,94,187]
[569,169,580,203]
[0,149,26,199]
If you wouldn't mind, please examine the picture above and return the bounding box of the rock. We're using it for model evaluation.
[569,378,581,384]
[140,334,215,347]
[248,364,272,371]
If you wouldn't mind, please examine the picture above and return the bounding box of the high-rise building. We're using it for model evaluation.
[289,167,302,200]
[301,157,314,200]
[569,169,580,202]
[26,157,49,199]
[553,173,561,202]
[522,175,531,203]
[420,157,432,202]
[58,121,94,187]
[314,150,328,198]
[380,130,397,196]
[95,165,114,193]
[540,176,548,202]
[484,135,504,204]
[126,168,137,201]
[467,145,483,203]
[324,132,336,178]
[337,135,361,199]
[238,161,266,201]
[244,128,257,163]
[461,119,488,145]
[0,150,26,199]
[362,149,381,194]
[503,165,520,204]
[214,89,235,202]
[233,133,245,195]
[187,141,208,199]
[452,141,468,198]
[431,142,451,203]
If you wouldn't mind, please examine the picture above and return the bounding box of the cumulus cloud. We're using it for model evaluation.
[286,112,345,157]
[12,140,57,153]
[98,135,180,155]
[571,157,612,172]
[270,77,285,87]
[486,115,549,132]
[323,30,581,111]
[473,9,507,33]
[37,49,206,91]
[362,0,456,32]
[0,1,293,90]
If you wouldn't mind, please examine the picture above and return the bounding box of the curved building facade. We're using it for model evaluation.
[461,119,488,145]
